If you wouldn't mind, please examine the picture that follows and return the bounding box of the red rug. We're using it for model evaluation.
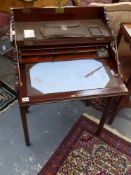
[0,12,10,28]
[38,115,131,175]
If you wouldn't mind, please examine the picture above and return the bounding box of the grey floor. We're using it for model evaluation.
[0,98,131,175]
[0,54,131,175]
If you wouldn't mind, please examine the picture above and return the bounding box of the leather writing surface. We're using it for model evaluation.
[29,59,110,94]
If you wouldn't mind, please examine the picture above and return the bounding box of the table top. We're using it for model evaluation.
[18,58,128,105]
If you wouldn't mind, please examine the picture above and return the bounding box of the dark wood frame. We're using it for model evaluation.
[11,7,128,146]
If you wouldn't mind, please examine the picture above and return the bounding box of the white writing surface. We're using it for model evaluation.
[30,59,109,94]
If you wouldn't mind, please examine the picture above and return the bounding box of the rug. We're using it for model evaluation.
[0,82,17,113]
[38,115,131,175]
[0,0,69,13]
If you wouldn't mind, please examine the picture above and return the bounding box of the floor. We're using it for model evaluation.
[0,49,131,175]
[0,97,131,175]
[0,55,15,90]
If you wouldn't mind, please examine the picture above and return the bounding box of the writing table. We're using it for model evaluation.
[10,7,128,146]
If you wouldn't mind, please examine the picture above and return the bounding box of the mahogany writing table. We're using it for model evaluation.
[10,7,128,146]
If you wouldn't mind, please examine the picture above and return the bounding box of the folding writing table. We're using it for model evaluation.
[10,7,128,146]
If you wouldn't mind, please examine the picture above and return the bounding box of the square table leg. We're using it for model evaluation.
[96,97,116,136]
[19,105,30,146]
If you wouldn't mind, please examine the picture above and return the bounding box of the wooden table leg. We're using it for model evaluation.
[96,97,115,136]
[108,77,131,124]
[19,106,30,146]
[108,96,122,124]
[25,106,29,113]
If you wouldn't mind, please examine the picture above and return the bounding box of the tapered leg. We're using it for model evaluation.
[108,95,131,124]
[25,106,30,113]
[108,96,122,124]
[108,108,120,125]
[108,77,131,124]
[19,106,30,146]
[96,97,114,136]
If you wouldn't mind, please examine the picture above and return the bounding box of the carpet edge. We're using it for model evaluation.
[83,112,131,143]
[0,99,17,114]
[0,81,17,114]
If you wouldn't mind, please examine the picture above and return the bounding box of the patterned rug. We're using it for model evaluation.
[38,115,131,175]
[0,82,17,113]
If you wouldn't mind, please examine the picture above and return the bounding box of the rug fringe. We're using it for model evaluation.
[83,113,131,143]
